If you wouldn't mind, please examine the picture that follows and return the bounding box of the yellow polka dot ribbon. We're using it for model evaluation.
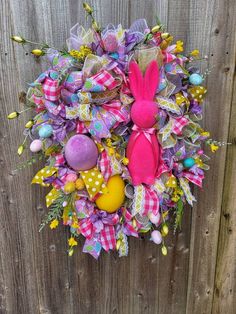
[80,167,107,200]
[188,86,207,103]
[175,92,190,106]
[46,188,60,208]
[31,166,57,187]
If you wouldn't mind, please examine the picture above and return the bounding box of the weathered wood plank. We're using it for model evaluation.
[212,72,236,313]
[0,1,74,314]
[186,0,236,313]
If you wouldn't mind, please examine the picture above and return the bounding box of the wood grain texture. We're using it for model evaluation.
[186,0,236,313]
[0,1,236,314]
[212,65,236,313]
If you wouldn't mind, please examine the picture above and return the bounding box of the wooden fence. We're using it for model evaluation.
[0,0,236,313]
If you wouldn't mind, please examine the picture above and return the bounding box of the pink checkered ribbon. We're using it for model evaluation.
[183,171,204,188]
[54,154,65,167]
[100,225,116,251]
[162,46,177,63]
[42,78,61,101]
[91,70,118,90]
[172,117,189,135]
[98,150,112,182]
[80,212,119,251]
[103,100,129,124]
[76,121,87,134]
[121,207,138,237]
[143,186,159,216]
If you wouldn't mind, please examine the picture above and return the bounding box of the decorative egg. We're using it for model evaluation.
[189,73,203,85]
[30,139,43,152]
[64,182,76,194]
[96,175,125,213]
[75,178,85,190]
[66,173,78,182]
[183,157,195,168]
[151,230,162,245]
[39,124,53,138]
[149,212,161,225]
[65,135,98,171]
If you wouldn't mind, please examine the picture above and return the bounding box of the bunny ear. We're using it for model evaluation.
[143,60,159,100]
[128,61,144,100]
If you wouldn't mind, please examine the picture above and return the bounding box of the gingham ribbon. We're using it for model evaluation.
[143,186,160,216]
[162,46,176,63]
[80,212,119,251]
[76,121,87,134]
[103,100,129,124]
[54,154,65,167]
[132,185,159,216]
[98,150,113,182]
[183,171,204,188]
[84,69,118,91]
[172,116,189,135]
[132,125,156,143]
[120,207,138,237]
[42,78,61,102]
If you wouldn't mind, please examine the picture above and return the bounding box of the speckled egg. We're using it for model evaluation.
[30,139,43,152]
[183,157,195,168]
[189,73,203,85]
[39,124,53,138]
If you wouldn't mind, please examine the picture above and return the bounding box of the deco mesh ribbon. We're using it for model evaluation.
[9,4,220,259]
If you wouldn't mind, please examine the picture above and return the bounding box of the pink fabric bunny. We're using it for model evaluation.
[126,60,160,185]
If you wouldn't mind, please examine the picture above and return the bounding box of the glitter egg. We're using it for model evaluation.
[183,157,195,168]
[39,124,53,138]
[189,73,203,85]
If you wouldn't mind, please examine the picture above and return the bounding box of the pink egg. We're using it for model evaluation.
[30,139,43,152]
[66,173,78,182]
[198,149,204,155]
[151,230,162,245]
[149,212,161,225]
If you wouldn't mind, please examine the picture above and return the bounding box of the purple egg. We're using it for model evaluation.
[65,135,98,171]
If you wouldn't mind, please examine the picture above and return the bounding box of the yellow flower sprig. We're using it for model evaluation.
[69,45,92,61]
[83,2,101,32]
[174,40,184,53]
[50,219,59,229]
[11,35,59,58]
[68,236,78,256]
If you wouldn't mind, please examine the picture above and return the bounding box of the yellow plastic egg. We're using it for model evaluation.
[64,182,76,194]
[95,175,125,213]
[75,178,85,190]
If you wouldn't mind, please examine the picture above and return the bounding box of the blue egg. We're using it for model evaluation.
[189,73,203,85]
[109,52,119,59]
[164,64,172,72]
[183,157,195,168]
[39,124,53,138]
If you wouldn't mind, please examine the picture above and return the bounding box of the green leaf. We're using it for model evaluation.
[174,199,184,231]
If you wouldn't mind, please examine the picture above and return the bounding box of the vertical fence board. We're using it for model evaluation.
[212,71,236,313]
[186,0,236,313]
[0,0,236,314]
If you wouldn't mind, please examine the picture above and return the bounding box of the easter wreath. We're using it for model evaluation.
[8,3,223,259]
